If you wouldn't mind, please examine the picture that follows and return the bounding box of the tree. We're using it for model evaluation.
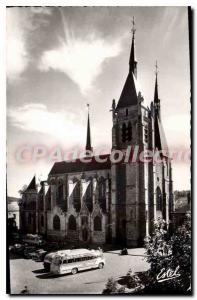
[144,215,191,294]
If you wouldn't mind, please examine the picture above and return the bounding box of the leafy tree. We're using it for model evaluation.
[144,215,191,294]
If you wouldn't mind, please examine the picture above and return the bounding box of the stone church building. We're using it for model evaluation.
[19,24,174,247]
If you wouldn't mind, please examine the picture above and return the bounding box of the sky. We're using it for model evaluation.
[6,6,191,197]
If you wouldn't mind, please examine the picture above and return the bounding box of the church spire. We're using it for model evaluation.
[154,61,160,119]
[85,104,92,152]
[154,61,159,103]
[129,17,137,78]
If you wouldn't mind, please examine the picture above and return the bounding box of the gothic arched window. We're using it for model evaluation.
[94,215,102,231]
[68,215,76,230]
[46,188,51,210]
[56,182,64,205]
[122,123,126,143]
[98,179,106,199]
[53,215,60,230]
[156,186,162,211]
[127,122,132,141]
[85,180,93,212]
[73,181,81,212]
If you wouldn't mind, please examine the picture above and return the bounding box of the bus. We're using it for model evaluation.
[50,248,105,275]
[43,250,71,272]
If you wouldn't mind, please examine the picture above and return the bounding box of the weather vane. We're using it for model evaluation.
[131,16,136,36]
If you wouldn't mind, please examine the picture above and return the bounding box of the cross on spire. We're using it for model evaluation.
[155,60,159,76]
[129,16,137,77]
[154,61,159,105]
[131,16,136,37]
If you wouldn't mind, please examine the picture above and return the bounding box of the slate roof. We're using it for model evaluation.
[116,72,138,109]
[155,116,169,156]
[26,176,36,190]
[49,154,111,176]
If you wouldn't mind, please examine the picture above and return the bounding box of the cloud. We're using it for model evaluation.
[7,7,52,83]
[163,114,190,150]
[6,8,29,83]
[39,16,122,95]
[8,103,85,145]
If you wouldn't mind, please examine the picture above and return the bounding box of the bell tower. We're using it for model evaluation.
[111,18,147,246]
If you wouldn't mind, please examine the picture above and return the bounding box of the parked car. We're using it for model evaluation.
[23,234,45,246]
[32,249,47,262]
[11,243,26,255]
[23,246,37,259]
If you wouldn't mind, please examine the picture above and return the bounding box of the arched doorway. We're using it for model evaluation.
[53,215,60,230]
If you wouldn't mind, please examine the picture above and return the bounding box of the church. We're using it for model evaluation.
[19,22,174,247]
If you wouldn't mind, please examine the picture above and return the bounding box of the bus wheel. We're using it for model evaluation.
[71,268,78,275]
[98,263,104,269]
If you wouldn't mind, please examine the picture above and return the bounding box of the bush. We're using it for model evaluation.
[102,277,118,294]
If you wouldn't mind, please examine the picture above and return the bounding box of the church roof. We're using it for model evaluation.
[26,176,36,191]
[155,116,169,156]
[116,72,138,109]
[49,154,111,175]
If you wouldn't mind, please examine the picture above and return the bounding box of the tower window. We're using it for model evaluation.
[126,108,128,116]
[144,125,148,143]
[127,122,132,141]
[122,123,126,143]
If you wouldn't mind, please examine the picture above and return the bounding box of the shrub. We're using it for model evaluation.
[102,277,118,294]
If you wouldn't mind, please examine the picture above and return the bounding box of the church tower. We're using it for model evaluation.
[111,19,149,246]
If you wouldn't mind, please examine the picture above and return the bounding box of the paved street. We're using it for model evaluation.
[9,248,149,294]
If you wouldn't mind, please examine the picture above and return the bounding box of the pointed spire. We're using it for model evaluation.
[154,61,159,103]
[85,104,92,152]
[26,176,36,191]
[129,17,137,78]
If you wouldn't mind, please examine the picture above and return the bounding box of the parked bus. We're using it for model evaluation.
[50,248,105,275]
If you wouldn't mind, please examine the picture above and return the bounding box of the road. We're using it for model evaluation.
[9,248,149,294]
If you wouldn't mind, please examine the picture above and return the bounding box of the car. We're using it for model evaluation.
[11,243,26,255]
[23,246,37,259]
[23,234,45,246]
[32,249,47,262]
